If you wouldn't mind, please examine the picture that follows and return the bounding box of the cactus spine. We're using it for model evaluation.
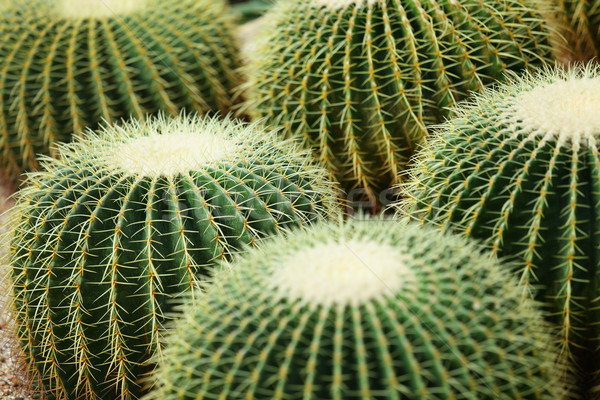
[400,64,600,396]
[244,0,559,205]
[7,114,337,400]
[0,0,242,182]
[146,218,565,400]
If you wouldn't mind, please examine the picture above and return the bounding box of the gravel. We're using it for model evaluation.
[0,178,36,400]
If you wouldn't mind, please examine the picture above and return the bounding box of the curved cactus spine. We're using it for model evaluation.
[0,0,242,182]
[243,0,560,206]
[7,114,338,400]
[146,217,566,400]
[399,63,600,396]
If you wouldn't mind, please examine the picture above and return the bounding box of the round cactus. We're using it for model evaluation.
[399,64,600,395]
[0,0,242,182]
[7,114,338,400]
[147,218,565,400]
[244,0,560,206]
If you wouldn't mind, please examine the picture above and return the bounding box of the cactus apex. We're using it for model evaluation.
[53,0,145,18]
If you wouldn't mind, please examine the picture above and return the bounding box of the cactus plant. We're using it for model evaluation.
[6,114,338,400]
[146,217,565,400]
[556,0,600,61]
[399,63,600,396]
[0,0,242,183]
[244,0,560,206]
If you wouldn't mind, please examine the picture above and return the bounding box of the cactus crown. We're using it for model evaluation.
[272,239,414,306]
[71,116,245,178]
[54,0,145,18]
[513,73,600,140]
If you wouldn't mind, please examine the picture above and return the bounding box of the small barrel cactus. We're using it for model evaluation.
[146,218,565,400]
[0,0,242,182]
[399,64,600,396]
[244,0,559,206]
[7,114,338,400]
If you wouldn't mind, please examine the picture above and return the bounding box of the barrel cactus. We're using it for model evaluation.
[244,0,560,206]
[0,0,242,182]
[146,218,565,400]
[400,64,600,396]
[7,114,337,400]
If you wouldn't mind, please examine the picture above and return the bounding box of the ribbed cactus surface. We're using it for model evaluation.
[147,218,565,400]
[400,64,600,396]
[0,0,242,182]
[245,0,558,205]
[7,115,337,400]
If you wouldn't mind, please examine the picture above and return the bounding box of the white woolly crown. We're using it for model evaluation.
[110,133,233,178]
[54,0,145,18]
[271,239,415,307]
[514,76,600,142]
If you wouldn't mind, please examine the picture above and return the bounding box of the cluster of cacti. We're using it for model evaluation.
[1,0,595,399]
[243,0,559,205]
[7,114,337,400]
[0,0,242,182]
[399,64,600,396]
[146,218,565,400]
[556,0,600,60]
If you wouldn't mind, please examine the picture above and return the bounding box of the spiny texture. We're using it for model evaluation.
[400,64,600,397]
[0,0,242,182]
[245,0,558,205]
[147,218,565,400]
[7,115,337,400]
[557,0,600,61]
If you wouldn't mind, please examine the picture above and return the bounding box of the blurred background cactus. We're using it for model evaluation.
[556,0,600,61]
[400,64,600,397]
[0,0,242,184]
[244,0,561,208]
[147,218,566,400]
[7,114,337,400]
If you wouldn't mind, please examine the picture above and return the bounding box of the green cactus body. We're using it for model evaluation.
[0,0,242,182]
[557,0,600,61]
[7,115,337,400]
[400,64,600,395]
[244,0,558,205]
[146,218,565,400]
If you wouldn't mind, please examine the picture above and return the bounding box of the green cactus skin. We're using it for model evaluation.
[556,0,600,61]
[399,64,600,397]
[7,114,338,400]
[244,0,559,206]
[0,0,242,183]
[146,218,566,400]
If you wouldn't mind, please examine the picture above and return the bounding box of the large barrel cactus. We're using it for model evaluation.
[400,64,600,396]
[146,218,565,400]
[244,0,559,206]
[0,0,242,182]
[7,114,337,400]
